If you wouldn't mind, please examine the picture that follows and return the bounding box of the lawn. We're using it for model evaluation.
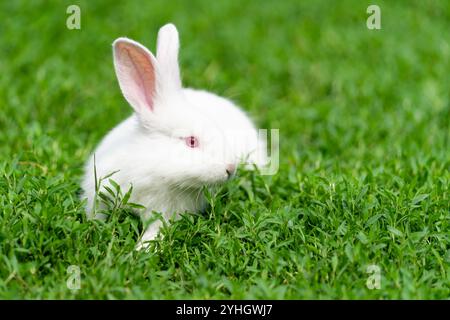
[0,0,449,299]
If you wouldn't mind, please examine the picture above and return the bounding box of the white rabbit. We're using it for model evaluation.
[81,23,265,250]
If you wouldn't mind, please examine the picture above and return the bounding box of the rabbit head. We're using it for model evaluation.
[111,24,260,190]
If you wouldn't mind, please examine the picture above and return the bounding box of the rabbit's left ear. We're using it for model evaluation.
[113,38,158,114]
[156,23,182,92]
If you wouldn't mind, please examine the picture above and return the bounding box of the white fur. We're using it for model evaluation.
[81,23,264,250]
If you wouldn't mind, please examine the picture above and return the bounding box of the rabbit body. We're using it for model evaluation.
[81,24,263,249]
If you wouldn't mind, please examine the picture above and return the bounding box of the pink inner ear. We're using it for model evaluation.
[115,42,155,111]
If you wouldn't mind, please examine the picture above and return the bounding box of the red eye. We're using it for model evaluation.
[185,136,199,148]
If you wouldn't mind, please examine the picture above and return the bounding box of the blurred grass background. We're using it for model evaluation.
[0,0,448,299]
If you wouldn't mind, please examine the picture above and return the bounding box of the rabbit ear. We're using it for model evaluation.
[156,23,182,91]
[113,38,158,113]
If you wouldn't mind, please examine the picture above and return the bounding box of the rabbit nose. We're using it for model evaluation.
[226,164,236,178]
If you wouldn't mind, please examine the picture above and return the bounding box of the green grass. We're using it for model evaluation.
[0,0,449,299]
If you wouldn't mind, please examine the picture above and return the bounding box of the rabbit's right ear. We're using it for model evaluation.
[113,38,157,113]
[156,23,182,93]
